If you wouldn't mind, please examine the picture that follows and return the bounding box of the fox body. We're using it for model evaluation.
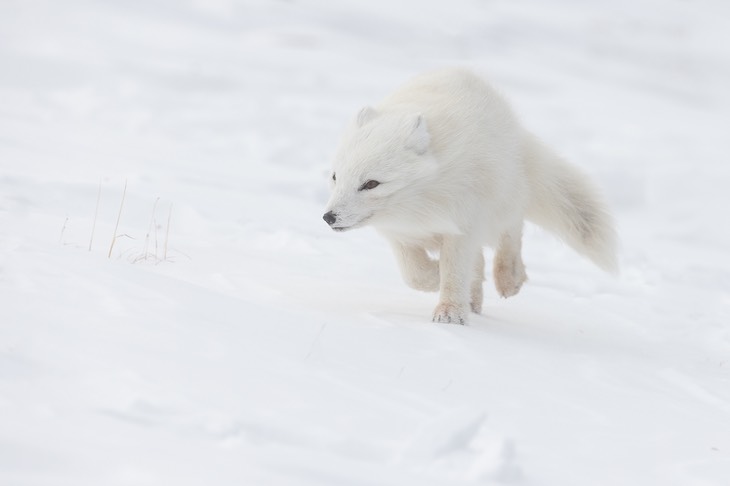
[323,69,617,324]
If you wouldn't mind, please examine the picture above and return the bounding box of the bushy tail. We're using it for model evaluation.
[523,134,618,273]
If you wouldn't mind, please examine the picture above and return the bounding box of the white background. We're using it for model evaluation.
[2,1,729,484]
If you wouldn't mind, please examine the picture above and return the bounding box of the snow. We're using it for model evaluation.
[2,0,730,484]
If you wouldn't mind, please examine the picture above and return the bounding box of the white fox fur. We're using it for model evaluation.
[323,68,617,324]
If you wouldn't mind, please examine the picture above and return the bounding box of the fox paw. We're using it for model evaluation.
[404,265,440,292]
[494,260,527,298]
[432,302,468,325]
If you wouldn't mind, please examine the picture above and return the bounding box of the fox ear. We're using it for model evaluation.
[405,114,430,155]
[356,106,378,127]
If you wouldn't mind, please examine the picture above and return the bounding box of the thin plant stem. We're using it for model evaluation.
[108,179,127,259]
[164,204,172,261]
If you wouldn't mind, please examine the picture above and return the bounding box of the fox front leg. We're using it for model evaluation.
[389,241,440,292]
[433,235,480,324]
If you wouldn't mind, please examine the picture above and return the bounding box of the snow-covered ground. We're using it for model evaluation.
[2,1,730,484]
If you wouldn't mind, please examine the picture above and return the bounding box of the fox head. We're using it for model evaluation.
[323,106,437,232]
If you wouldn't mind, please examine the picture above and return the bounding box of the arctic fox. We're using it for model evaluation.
[323,69,617,324]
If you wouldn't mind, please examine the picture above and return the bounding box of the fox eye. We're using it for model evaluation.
[359,180,380,191]
[332,173,336,182]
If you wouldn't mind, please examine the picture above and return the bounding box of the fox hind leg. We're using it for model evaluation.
[493,226,527,298]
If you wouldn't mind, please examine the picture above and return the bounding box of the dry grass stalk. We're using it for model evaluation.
[108,179,127,259]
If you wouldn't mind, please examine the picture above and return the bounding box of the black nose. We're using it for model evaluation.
[323,211,337,225]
